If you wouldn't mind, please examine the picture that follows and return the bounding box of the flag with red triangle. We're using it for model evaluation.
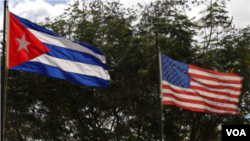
[8,12,110,87]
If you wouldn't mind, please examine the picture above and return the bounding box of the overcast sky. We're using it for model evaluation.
[0,0,250,32]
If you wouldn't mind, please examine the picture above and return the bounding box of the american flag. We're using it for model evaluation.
[161,53,243,115]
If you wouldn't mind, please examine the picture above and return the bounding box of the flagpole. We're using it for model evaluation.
[154,2,163,140]
[1,0,8,140]
[156,30,163,141]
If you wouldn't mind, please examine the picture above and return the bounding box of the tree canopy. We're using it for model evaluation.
[4,0,250,140]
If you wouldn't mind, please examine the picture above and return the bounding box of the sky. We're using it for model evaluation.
[0,0,250,33]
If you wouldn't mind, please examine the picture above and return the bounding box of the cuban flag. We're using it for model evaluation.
[8,12,110,87]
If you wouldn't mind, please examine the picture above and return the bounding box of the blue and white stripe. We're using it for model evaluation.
[12,14,110,87]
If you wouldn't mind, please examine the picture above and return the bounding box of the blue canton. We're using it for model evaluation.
[161,53,191,88]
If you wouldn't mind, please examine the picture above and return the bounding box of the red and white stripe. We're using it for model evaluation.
[162,65,243,115]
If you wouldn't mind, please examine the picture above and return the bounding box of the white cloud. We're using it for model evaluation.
[185,0,250,29]
[0,0,64,32]
[9,0,69,23]
[186,4,205,20]
[0,0,250,33]
[0,0,155,32]
[227,0,250,29]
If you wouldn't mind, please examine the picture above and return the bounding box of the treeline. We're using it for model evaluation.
[5,0,250,140]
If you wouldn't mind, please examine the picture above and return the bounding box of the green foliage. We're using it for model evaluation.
[5,0,250,141]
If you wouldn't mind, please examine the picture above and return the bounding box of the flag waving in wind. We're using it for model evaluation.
[8,12,110,87]
[161,53,243,115]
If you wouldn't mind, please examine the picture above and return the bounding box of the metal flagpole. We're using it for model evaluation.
[156,30,163,141]
[154,2,163,140]
[1,0,8,140]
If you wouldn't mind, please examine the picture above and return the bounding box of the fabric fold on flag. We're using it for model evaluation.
[161,53,243,115]
[8,12,110,87]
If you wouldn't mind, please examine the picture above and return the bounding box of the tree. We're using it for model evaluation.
[4,0,250,140]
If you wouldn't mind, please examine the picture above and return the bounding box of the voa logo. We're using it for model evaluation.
[226,129,246,136]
